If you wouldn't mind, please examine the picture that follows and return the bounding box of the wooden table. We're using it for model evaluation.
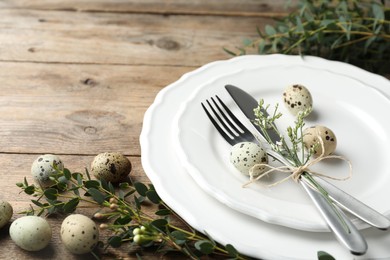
[0,1,293,259]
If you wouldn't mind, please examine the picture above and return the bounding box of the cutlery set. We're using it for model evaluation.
[201,84,390,255]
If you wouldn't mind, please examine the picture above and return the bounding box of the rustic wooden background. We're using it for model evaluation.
[0,1,295,259]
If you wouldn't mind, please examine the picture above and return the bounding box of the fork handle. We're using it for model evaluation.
[300,176,367,255]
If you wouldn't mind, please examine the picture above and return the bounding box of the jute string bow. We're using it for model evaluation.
[243,137,353,188]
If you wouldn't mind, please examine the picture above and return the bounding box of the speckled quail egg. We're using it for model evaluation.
[303,125,337,157]
[31,154,64,188]
[91,152,132,183]
[230,142,268,177]
[60,214,99,254]
[0,200,13,229]
[9,216,52,251]
[283,84,313,116]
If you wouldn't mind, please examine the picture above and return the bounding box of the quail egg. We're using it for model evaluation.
[230,142,268,177]
[31,154,64,188]
[283,84,313,116]
[60,214,99,254]
[303,125,337,157]
[9,216,52,251]
[91,152,132,183]
[0,200,13,229]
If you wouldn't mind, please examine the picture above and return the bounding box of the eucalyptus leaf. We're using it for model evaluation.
[194,240,214,255]
[225,244,238,257]
[63,168,71,180]
[318,251,336,260]
[84,180,100,189]
[134,182,148,196]
[150,219,168,232]
[63,197,79,213]
[146,190,161,204]
[87,188,106,205]
[44,188,58,200]
[108,236,122,248]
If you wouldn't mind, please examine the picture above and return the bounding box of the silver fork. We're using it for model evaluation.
[201,95,367,255]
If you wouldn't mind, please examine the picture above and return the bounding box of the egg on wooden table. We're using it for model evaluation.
[283,84,313,116]
[0,200,13,229]
[60,214,99,254]
[31,154,64,188]
[91,152,132,183]
[9,216,52,251]
[230,142,268,177]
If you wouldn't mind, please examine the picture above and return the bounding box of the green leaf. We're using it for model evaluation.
[24,185,35,195]
[87,188,106,205]
[84,180,100,189]
[155,209,171,216]
[119,182,130,189]
[118,189,125,200]
[16,182,24,188]
[85,168,91,180]
[44,188,58,200]
[225,244,238,257]
[146,190,161,204]
[194,240,214,255]
[150,219,168,232]
[108,182,115,194]
[134,182,148,196]
[70,184,80,196]
[114,215,132,225]
[265,25,277,36]
[318,251,335,260]
[170,230,188,245]
[63,168,71,180]
[372,3,384,21]
[108,236,122,248]
[31,199,43,207]
[63,197,79,213]
[100,178,109,191]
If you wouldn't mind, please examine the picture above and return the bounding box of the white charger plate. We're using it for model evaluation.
[173,63,390,232]
[140,55,390,259]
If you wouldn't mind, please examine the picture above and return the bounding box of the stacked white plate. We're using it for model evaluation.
[140,55,390,259]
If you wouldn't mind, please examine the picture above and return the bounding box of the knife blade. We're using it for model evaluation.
[225,84,390,231]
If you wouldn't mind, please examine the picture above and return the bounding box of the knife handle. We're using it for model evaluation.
[300,177,367,255]
[312,176,390,230]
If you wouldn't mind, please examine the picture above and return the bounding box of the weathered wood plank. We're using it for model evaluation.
[0,154,162,260]
[0,9,273,66]
[0,0,293,17]
[0,62,190,155]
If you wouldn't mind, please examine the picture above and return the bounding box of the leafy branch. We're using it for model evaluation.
[16,167,245,259]
[225,0,390,75]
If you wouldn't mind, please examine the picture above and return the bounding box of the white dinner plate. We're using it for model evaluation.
[140,55,390,259]
[173,63,390,231]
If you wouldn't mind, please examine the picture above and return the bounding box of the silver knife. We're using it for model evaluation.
[225,84,390,231]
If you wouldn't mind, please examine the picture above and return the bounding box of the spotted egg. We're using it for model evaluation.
[0,200,13,229]
[60,214,99,254]
[9,216,52,251]
[31,154,64,188]
[91,152,132,183]
[230,142,268,177]
[303,125,337,157]
[283,84,313,116]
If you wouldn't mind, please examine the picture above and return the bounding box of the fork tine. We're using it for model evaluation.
[201,102,235,146]
[215,95,253,136]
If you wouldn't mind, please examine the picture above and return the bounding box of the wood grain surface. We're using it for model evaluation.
[0,1,286,259]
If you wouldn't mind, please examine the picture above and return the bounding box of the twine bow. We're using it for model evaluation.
[243,137,352,188]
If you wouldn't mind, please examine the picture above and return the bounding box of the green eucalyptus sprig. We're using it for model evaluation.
[253,99,315,167]
[225,0,390,74]
[16,167,245,260]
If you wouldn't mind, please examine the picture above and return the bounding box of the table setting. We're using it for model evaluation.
[140,54,390,259]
